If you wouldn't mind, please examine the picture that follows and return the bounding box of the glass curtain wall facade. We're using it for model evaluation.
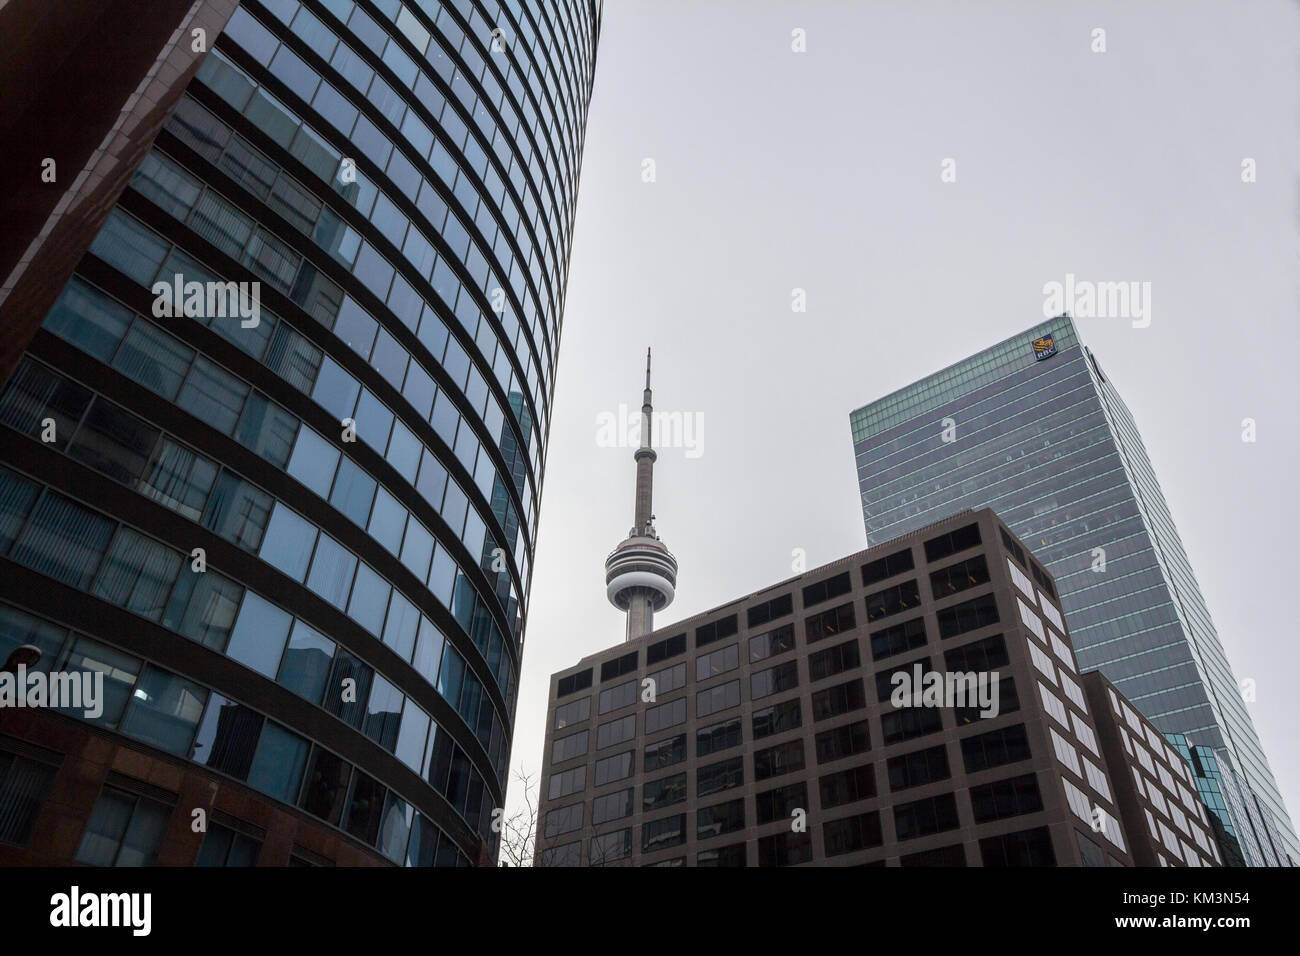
[848,317,1298,865]
[0,0,599,866]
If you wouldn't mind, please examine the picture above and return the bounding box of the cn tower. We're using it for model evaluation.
[604,349,679,641]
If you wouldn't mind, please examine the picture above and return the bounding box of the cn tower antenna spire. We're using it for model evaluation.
[604,349,678,642]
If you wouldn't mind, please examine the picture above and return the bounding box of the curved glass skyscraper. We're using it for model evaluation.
[0,0,599,867]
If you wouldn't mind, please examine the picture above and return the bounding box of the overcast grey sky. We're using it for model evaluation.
[506,0,1300,839]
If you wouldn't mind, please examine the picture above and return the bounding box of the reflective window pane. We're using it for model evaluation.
[247,721,310,803]
[11,492,115,590]
[191,693,263,779]
[259,502,317,582]
[54,635,140,729]
[277,620,335,704]
[225,592,292,678]
[305,531,357,610]
[287,426,340,499]
[299,745,351,825]
[364,673,403,751]
[329,456,376,526]
[120,665,208,756]
[347,560,390,635]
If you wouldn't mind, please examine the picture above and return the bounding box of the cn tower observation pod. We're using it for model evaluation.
[605,532,678,611]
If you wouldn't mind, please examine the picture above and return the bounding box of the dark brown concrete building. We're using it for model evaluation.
[1083,671,1220,867]
[0,0,240,383]
[537,508,1164,867]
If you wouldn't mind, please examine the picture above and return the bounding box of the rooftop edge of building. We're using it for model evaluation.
[848,315,1083,445]
[552,506,1031,682]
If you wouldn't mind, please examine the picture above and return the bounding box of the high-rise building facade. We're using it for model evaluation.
[1082,671,1223,868]
[0,0,600,866]
[536,508,1221,867]
[849,317,1296,865]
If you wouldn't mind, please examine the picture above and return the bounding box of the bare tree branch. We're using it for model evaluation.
[498,768,541,867]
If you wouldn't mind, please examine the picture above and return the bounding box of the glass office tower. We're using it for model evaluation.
[0,0,599,866]
[849,317,1297,866]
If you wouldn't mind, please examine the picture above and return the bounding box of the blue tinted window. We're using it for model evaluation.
[44,280,132,362]
[386,420,421,483]
[417,305,449,360]
[402,363,436,419]
[56,636,139,729]
[235,393,298,469]
[225,6,280,62]
[120,666,208,756]
[330,40,372,92]
[371,192,409,249]
[92,528,182,622]
[354,389,394,451]
[386,273,423,331]
[400,111,434,157]
[442,336,470,388]
[113,320,193,401]
[225,592,292,678]
[381,42,418,86]
[415,447,447,508]
[370,326,408,387]
[441,479,468,535]
[437,644,464,706]
[277,621,335,704]
[325,650,371,727]
[349,114,392,167]
[247,722,310,803]
[430,389,459,446]
[416,181,449,232]
[312,82,359,139]
[89,212,168,286]
[329,456,376,526]
[354,242,395,299]
[412,617,445,686]
[364,673,403,751]
[428,544,456,605]
[163,571,243,651]
[333,297,378,357]
[259,502,317,581]
[305,531,358,610]
[399,515,434,582]
[312,356,361,421]
[378,791,413,863]
[202,472,272,552]
[366,74,406,127]
[348,560,390,635]
[177,357,249,434]
[269,46,320,102]
[367,486,406,554]
[395,702,430,773]
[0,471,40,558]
[382,590,419,659]
[191,694,263,778]
[287,426,341,498]
[11,493,114,590]
[403,227,436,281]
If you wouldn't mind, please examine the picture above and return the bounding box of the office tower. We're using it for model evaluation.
[0,0,600,866]
[1082,671,1222,867]
[536,508,1218,867]
[604,349,678,642]
[1165,732,1288,868]
[849,316,1296,866]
